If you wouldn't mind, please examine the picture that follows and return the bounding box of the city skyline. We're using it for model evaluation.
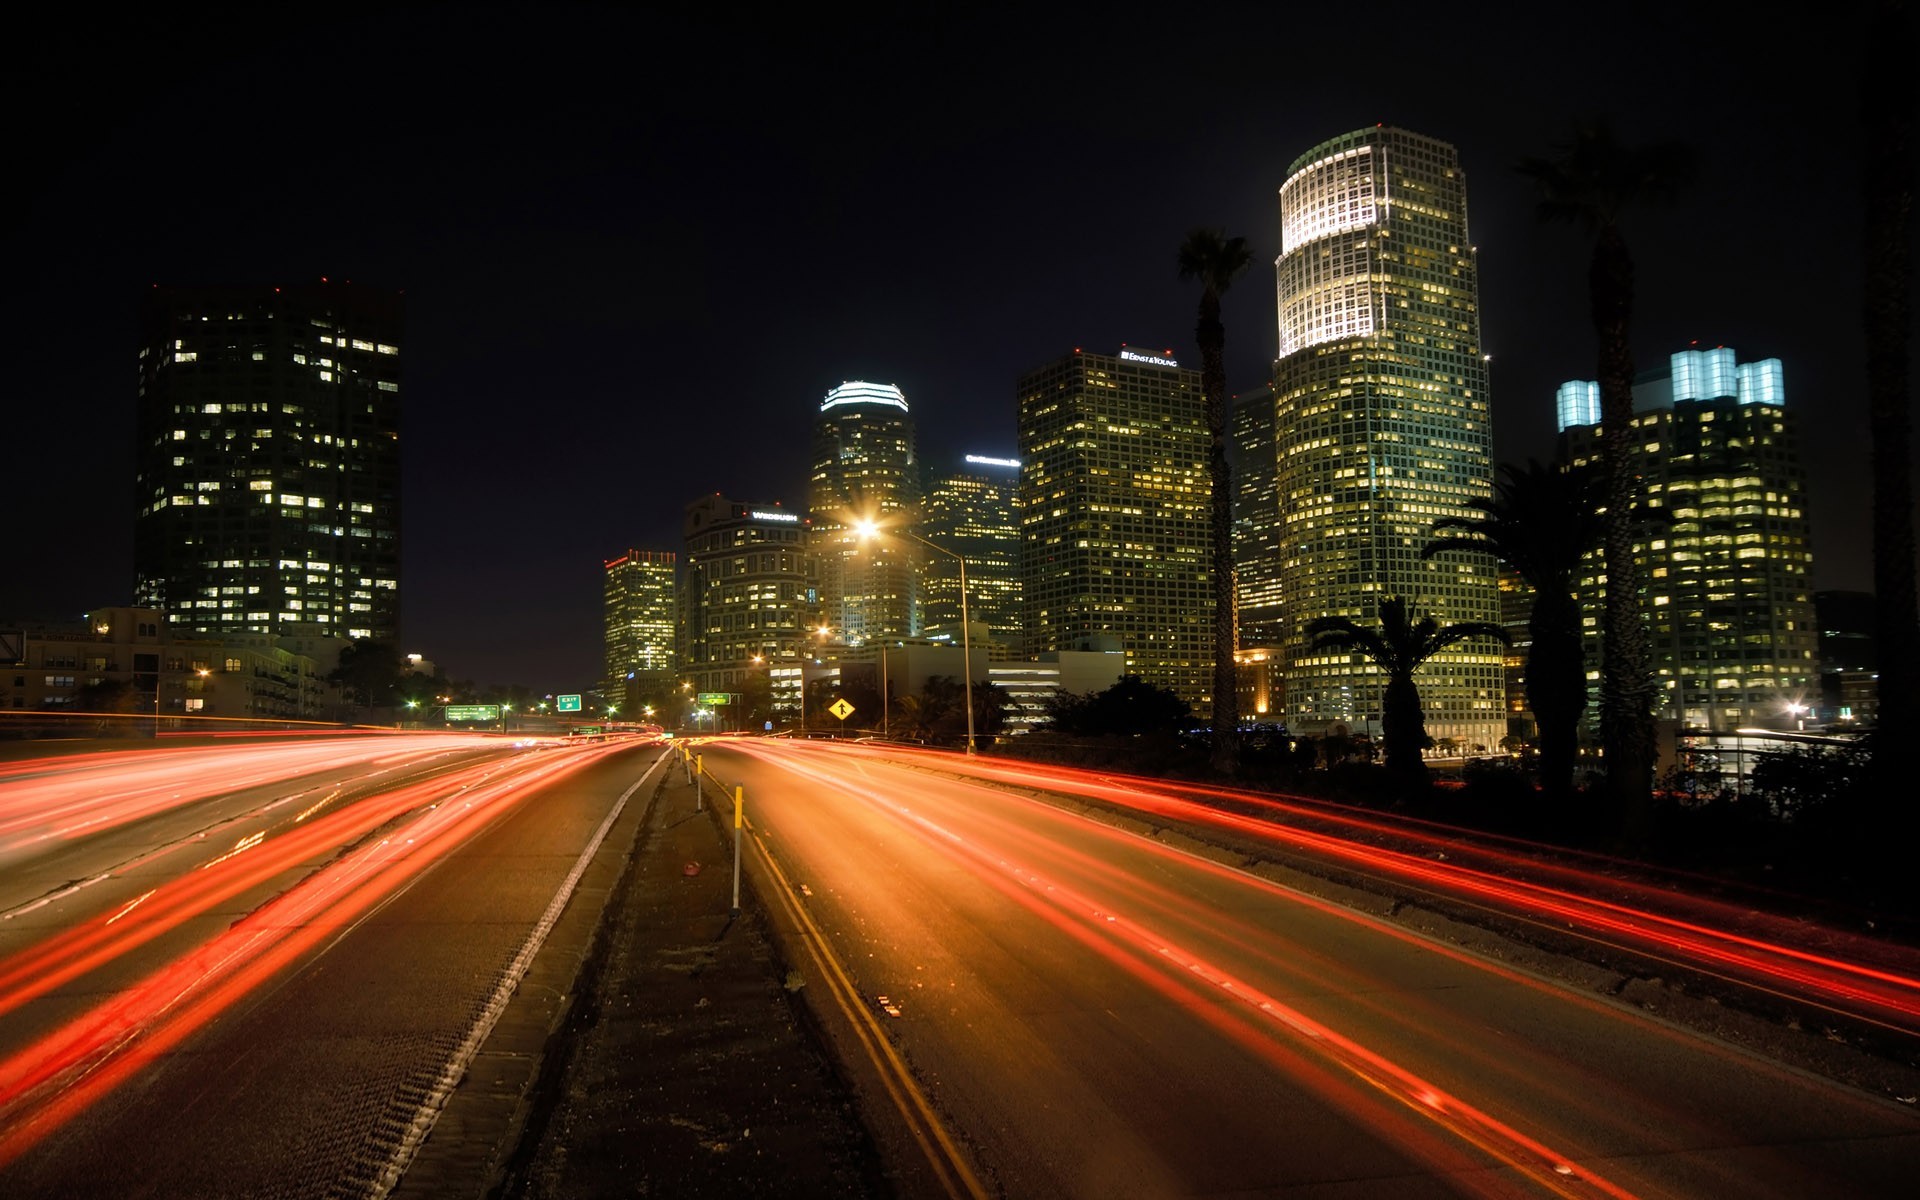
[3,6,1902,690]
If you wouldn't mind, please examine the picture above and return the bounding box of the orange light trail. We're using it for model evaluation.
[799,741,1920,1039]
[732,743,1644,1197]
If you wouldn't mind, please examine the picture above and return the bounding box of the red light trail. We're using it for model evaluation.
[0,736,629,1164]
[792,741,1920,1040]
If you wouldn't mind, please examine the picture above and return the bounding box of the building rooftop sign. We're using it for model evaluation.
[1118,347,1179,368]
[749,509,800,523]
[964,454,1021,469]
[821,381,909,412]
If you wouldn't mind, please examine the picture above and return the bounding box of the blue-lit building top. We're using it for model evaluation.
[1557,346,1787,432]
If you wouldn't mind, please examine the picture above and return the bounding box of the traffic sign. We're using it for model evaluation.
[827,698,855,721]
[446,704,501,722]
[699,692,731,706]
[556,694,582,712]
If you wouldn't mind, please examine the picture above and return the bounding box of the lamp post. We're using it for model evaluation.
[856,521,975,755]
[1786,701,1807,731]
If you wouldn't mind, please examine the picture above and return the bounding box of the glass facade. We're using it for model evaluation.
[809,381,921,642]
[1230,383,1283,648]
[1560,348,1816,730]
[1269,127,1504,749]
[603,549,677,696]
[1017,348,1212,708]
[679,497,813,713]
[133,283,402,643]
[921,455,1022,644]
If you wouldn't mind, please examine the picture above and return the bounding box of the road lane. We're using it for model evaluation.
[709,739,1920,1198]
[0,736,667,1197]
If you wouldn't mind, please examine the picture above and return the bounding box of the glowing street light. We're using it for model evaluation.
[1785,700,1807,731]
[854,519,976,755]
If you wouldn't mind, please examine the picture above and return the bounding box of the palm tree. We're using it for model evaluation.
[1423,459,1605,800]
[1863,0,1917,824]
[1178,227,1253,777]
[1517,122,1692,837]
[1305,597,1510,784]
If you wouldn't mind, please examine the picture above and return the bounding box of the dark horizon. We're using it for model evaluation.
[4,4,1908,691]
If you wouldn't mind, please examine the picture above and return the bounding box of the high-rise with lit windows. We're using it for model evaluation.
[809,381,922,643]
[680,496,813,715]
[1017,346,1212,708]
[1230,382,1283,648]
[920,454,1022,646]
[603,549,677,697]
[1558,346,1816,730]
[1269,126,1503,749]
[134,282,402,642]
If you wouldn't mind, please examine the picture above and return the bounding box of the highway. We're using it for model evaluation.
[0,733,668,1198]
[704,738,1920,1199]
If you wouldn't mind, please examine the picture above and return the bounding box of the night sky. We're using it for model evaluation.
[4,3,1907,692]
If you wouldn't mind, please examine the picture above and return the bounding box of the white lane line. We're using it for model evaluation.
[362,748,670,1199]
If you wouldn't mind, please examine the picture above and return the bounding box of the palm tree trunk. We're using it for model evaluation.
[1382,673,1428,784]
[1197,292,1240,776]
[1591,227,1655,838]
[1864,0,1917,834]
[1527,588,1587,801]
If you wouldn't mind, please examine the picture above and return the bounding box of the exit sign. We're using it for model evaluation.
[556,694,582,712]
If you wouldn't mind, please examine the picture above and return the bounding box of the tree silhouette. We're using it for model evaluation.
[1306,598,1509,785]
[1179,227,1253,777]
[1424,459,1604,799]
[1518,121,1693,835]
[1862,0,1917,835]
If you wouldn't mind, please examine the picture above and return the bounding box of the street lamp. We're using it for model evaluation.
[1785,701,1807,732]
[855,519,976,755]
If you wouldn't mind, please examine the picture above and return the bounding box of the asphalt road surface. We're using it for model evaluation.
[702,738,1920,1199]
[0,734,668,1198]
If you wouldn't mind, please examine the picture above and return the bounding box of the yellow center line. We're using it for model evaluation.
[744,822,988,1200]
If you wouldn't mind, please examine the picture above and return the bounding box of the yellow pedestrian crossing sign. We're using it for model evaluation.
[827,698,856,721]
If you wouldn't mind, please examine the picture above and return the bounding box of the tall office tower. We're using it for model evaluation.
[1558,346,1817,730]
[1230,383,1282,648]
[1270,126,1503,749]
[1017,346,1212,708]
[603,549,677,698]
[134,282,403,643]
[679,497,813,715]
[921,454,1023,646]
[809,381,922,643]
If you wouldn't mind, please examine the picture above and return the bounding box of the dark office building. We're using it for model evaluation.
[134,282,403,642]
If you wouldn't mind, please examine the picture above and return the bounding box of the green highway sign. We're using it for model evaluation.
[446,704,501,722]
[556,694,582,712]
[698,692,731,706]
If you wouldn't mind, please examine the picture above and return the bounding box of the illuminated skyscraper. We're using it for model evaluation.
[921,454,1023,646]
[1230,382,1282,648]
[809,381,921,643]
[1559,346,1816,730]
[1269,126,1503,749]
[1017,346,1212,708]
[603,549,677,698]
[134,282,402,642]
[680,497,812,716]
